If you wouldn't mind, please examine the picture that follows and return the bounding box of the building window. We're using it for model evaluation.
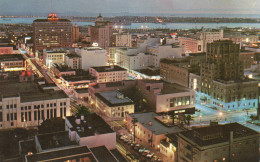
[14,104,17,108]
[6,105,9,109]
[7,114,9,121]
[34,111,37,121]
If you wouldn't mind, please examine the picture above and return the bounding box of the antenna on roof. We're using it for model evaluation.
[51,0,53,13]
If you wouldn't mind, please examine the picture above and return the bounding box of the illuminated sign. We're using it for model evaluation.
[47,13,59,21]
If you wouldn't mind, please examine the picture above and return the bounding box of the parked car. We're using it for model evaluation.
[135,143,141,147]
[142,150,150,156]
[139,148,146,153]
[120,135,127,140]
[123,138,129,143]
[146,153,154,158]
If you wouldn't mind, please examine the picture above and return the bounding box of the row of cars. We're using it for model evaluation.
[119,134,162,162]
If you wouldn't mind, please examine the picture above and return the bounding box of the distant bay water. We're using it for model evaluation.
[1,17,260,29]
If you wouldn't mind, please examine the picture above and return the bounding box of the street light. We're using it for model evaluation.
[157,145,160,153]
[218,111,223,121]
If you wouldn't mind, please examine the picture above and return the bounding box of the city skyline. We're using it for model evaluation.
[1,0,260,17]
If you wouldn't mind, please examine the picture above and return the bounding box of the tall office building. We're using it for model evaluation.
[33,13,72,56]
[72,24,80,43]
[88,14,113,48]
[192,40,258,111]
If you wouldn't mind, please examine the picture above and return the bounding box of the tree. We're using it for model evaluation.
[76,105,92,116]
[38,118,65,134]
[185,115,193,126]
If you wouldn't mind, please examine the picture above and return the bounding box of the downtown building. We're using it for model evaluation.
[177,123,259,162]
[88,14,113,49]
[33,14,72,56]
[191,40,258,111]
[0,74,70,129]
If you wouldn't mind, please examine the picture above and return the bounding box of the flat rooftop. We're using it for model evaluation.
[179,122,259,147]
[91,65,127,73]
[140,80,191,94]
[53,63,74,72]
[90,146,119,162]
[26,146,97,162]
[66,113,114,138]
[0,81,68,102]
[129,112,184,135]
[83,47,104,51]
[33,18,71,22]
[95,91,134,107]
[0,54,25,62]
[36,131,77,150]
[66,53,80,58]
[75,88,89,94]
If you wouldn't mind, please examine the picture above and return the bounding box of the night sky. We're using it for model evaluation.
[0,0,260,16]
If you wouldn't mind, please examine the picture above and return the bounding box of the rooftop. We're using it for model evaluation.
[66,113,114,138]
[0,54,25,62]
[83,47,104,51]
[140,80,191,94]
[75,88,89,94]
[33,18,71,22]
[66,53,81,58]
[36,131,77,150]
[90,146,119,162]
[129,112,183,135]
[0,81,68,102]
[91,65,127,73]
[95,91,134,107]
[179,123,259,147]
[26,146,96,162]
[53,63,75,72]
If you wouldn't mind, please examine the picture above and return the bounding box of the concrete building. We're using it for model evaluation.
[160,53,205,87]
[89,65,127,83]
[33,13,72,55]
[0,81,70,129]
[239,50,255,69]
[137,80,195,113]
[88,80,137,101]
[73,88,89,99]
[0,46,13,54]
[65,113,116,150]
[72,24,80,43]
[112,33,132,47]
[178,37,203,54]
[0,54,26,72]
[127,112,183,149]
[75,47,106,70]
[42,49,66,68]
[64,53,81,69]
[160,133,178,161]
[94,91,134,119]
[88,14,113,48]
[179,29,224,53]
[115,44,182,71]
[51,63,76,77]
[196,40,258,111]
[177,123,259,162]
[226,35,258,43]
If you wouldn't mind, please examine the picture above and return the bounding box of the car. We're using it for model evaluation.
[141,150,150,156]
[138,148,146,152]
[135,143,141,147]
[146,153,154,158]
[123,138,129,143]
[127,140,133,145]
[142,152,149,156]
[120,135,127,140]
